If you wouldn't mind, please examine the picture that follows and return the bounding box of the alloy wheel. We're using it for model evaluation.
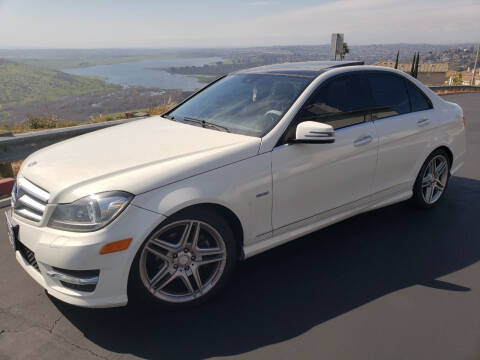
[139,220,227,303]
[421,154,449,204]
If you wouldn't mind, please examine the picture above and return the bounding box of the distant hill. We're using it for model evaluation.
[0,59,118,106]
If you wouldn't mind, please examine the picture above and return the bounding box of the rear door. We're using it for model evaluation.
[271,72,378,230]
[367,71,434,194]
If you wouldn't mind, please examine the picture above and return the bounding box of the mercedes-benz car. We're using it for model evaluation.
[6,61,466,308]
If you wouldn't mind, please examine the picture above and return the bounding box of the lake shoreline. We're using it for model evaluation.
[62,57,223,90]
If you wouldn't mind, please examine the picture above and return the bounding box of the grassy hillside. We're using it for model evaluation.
[0,59,118,106]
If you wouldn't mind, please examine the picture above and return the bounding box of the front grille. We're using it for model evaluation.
[16,240,40,271]
[12,178,50,222]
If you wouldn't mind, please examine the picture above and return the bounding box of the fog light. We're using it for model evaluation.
[46,267,100,292]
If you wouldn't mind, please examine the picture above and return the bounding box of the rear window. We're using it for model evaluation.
[367,73,410,120]
[405,81,432,112]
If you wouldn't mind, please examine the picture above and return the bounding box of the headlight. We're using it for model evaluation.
[48,191,133,232]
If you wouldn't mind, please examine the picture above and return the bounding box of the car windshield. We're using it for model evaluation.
[168,73,313,137]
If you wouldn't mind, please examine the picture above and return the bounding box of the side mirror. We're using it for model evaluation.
[291,121,335,144]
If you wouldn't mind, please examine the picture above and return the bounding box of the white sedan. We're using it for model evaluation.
[6,61,466,308]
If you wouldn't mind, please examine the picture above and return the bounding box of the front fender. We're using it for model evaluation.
[131,153,273,246]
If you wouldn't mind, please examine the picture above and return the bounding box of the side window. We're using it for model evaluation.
[367,72,410,120]
[295,73,369,130]
[405,80,432,112]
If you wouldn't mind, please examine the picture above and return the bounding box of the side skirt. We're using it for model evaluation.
[243,183,412,259]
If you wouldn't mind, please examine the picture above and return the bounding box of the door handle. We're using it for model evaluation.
[354,135,373,147]
[417,118,430,127]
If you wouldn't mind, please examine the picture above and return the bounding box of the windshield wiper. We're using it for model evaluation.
[182,117,230,133]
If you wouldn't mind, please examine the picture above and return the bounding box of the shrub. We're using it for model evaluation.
[24,114,76,130]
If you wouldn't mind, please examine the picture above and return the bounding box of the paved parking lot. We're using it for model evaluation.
[0,93,479,360]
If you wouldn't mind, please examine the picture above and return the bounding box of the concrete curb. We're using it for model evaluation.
[0,197,11,208]
[0,178,15,196]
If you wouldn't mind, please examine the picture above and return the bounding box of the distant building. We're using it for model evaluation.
[446,70,458,78]
[375,60,448,86]
[460,70,480,86]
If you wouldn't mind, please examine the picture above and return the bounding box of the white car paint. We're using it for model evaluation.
[10,64,466,307]
[19,117,261,204]
[271,121,378,230]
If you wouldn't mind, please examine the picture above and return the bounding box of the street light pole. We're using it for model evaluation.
[472,44,479,86]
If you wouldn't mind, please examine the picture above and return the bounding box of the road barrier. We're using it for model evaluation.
[0,116,147,165]
[430,85,480,95]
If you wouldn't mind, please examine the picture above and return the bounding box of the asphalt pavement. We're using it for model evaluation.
[0,93,479,360]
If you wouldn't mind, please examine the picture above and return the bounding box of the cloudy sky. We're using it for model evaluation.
[0,0,479,48]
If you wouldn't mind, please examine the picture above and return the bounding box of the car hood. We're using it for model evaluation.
[19,116,261,203]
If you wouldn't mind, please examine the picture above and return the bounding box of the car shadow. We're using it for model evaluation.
[51,176,480,359]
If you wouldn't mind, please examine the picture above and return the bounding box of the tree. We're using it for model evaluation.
[453,73,462,85]
[340,42,350,60]
[394,51,399,69]
[410,52,417,77]
[414,53,420,78]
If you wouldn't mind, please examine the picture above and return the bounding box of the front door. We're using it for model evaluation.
[272,72,378,230]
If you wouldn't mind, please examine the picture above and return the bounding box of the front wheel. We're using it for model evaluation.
[128,209,237,309]
[411,149,450,208]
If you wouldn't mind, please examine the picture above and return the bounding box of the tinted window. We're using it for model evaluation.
[367,73,410,120]
[295,73,369,130]
[405,81,432,112]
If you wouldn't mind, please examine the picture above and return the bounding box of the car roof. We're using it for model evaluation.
[236,61,365,77]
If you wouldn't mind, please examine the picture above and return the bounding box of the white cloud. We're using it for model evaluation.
[0,0,478,47]
[249,1,269,6]
[142,0,480,47]
[219,0,480,46]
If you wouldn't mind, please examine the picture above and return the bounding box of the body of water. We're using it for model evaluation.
[63,57,222,90]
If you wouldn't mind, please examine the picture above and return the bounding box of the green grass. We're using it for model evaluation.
[0,59,118,106]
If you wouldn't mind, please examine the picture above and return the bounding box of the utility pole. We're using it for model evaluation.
[330,33,344,61]
[472,44,479,86]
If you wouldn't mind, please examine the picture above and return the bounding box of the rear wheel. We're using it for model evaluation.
[129,209,237,308]
[412,149,450,208]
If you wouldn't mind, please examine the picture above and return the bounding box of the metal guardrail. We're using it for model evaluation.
[0,116,147,163]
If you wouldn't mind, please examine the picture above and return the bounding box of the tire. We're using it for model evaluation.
[128,208,237,309]
[411,148,451,208]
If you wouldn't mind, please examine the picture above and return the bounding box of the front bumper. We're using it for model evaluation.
[9,205,165,308]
